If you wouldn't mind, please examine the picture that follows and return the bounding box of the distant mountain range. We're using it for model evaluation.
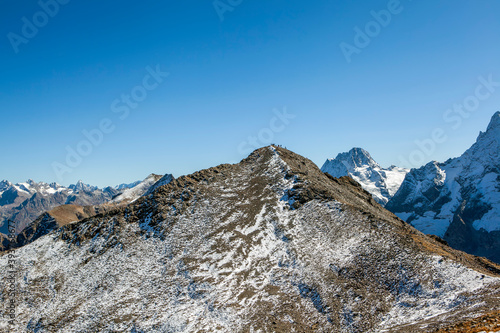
[1,146,499,332]
[322,112,500,263]
[1,112,499,265]
[0,179,118,235]
[0,174,173,236]
[0,173,174,252]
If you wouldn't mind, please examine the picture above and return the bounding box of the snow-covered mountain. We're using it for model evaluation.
[387,112,500,263]
[111,173,169,203]
[0,173,175,251]
[0,176,165,235]
[321,148,409,206]
[1,146,500,332]
[0,179,122,235]
[114,180,142,190]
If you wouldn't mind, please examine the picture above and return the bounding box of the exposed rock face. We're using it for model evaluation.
[1,146,499,332]
[3,204,117,251]
[387,112,500,263]
[321,148,408,206]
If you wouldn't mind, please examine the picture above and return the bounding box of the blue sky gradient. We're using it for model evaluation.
[1,0,499,187]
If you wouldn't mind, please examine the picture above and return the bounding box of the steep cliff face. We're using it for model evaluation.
[1,146,499,332]
[387,112,500,263]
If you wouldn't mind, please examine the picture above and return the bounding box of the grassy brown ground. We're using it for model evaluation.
[434,310,500,332]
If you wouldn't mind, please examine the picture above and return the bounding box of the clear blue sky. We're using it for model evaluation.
[1,0,499,187]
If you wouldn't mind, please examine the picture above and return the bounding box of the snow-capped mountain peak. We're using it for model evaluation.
[487,110,500,132]
[325,147,379,171]
[69,180,98,193]
[321,148,408,206]
[0,180,12,191]
[387,112,500,263]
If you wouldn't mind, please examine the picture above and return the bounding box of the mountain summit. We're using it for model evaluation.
[487,110,500,132]
[2,146,499,332]
[387,112,500,263]
[321,148,408,206]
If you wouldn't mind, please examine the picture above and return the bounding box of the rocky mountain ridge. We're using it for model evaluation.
[1,146,499,332]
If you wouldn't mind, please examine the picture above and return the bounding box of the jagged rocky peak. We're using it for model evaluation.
[69,180,98,193]
[321,147,408,206]
[2,145,500,332]
[324,147,379,173]
[48,182,61,189]
[347,147,379,168]
[0,180,11,192]
[487,110,500,131]
[468,111,500,161]
[387,111,500,263]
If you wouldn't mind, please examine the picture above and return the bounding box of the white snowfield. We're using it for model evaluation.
[0,147,499,332]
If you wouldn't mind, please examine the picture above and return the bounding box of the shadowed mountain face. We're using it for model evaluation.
[387,112,500,263]
[1,146,500,332]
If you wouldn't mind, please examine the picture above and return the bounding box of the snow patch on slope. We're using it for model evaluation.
[112,174,163,203]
